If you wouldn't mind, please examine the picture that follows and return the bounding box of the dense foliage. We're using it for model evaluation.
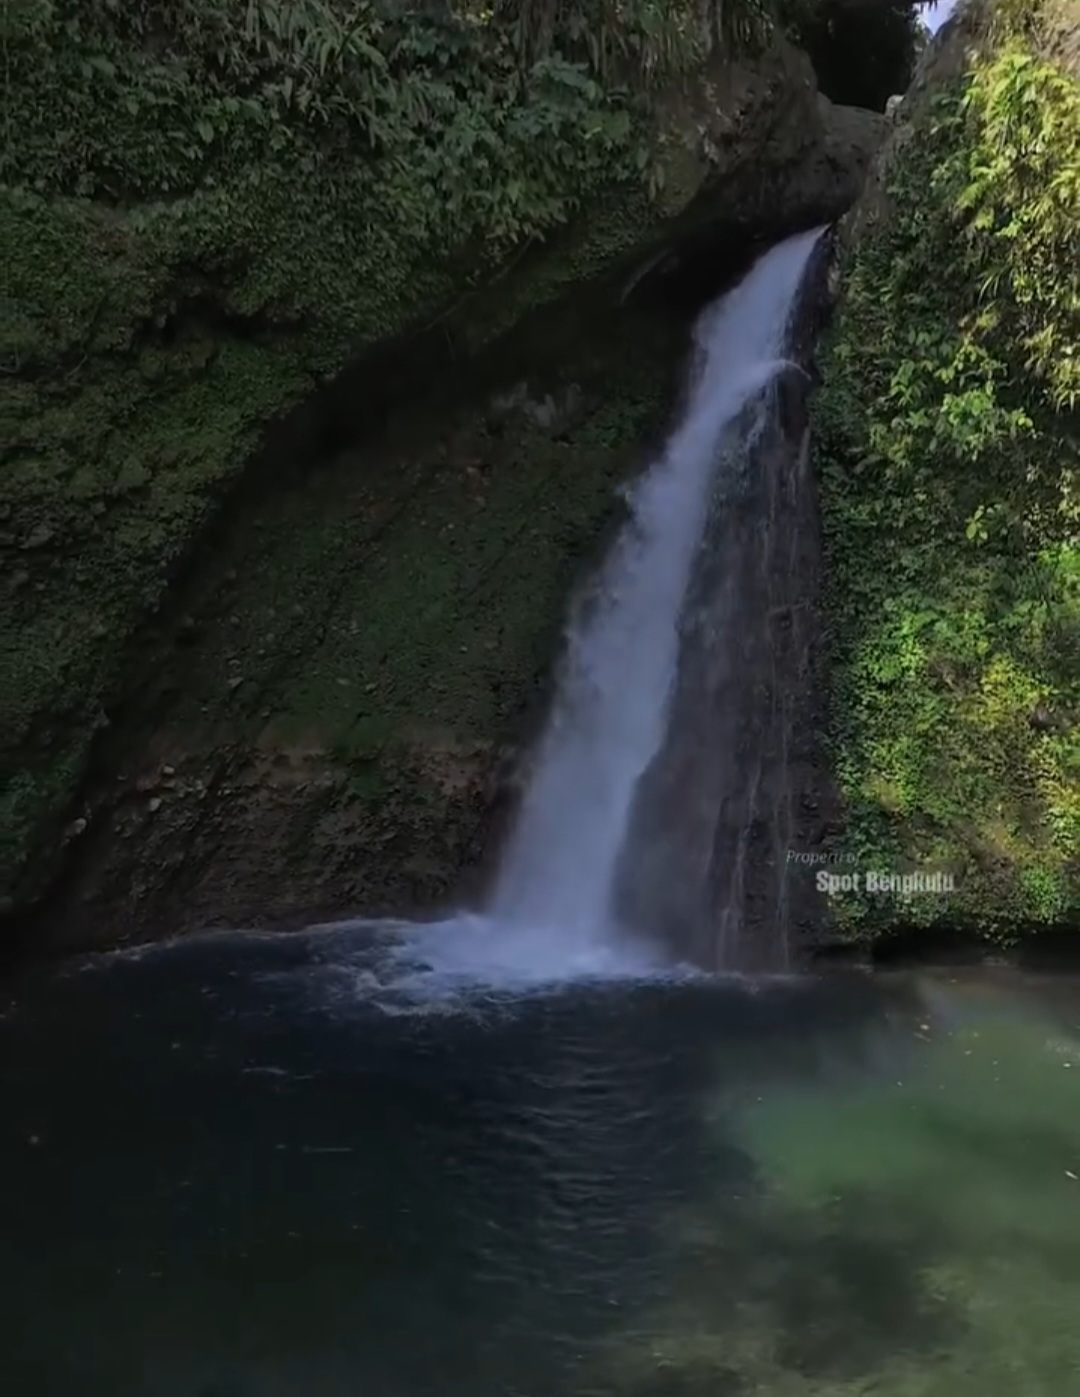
[6,1,652,276]
[4,0,919,217]
[817,0,1079,940]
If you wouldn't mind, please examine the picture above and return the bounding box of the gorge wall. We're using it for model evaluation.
[2,1,895,953]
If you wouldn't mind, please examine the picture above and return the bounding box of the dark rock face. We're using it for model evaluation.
[2,31,886,958]
[788,0,921,111]
[2,288,693,959]
[612,236,843,972]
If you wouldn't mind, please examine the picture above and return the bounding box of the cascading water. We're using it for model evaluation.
[489,229,825,950]
[382,225,826,994]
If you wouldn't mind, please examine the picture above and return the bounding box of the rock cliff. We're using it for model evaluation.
[2,2,890,951]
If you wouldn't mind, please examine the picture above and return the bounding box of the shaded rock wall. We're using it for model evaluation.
[2,275,702,954]
[613,234,843,971]
[2,7,885,953]
[786,0,922,110]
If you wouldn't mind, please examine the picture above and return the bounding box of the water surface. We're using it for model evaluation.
[2,925,1079,1396]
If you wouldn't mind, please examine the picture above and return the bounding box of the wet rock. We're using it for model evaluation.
[23,523,54,549]
[490,381,590,436]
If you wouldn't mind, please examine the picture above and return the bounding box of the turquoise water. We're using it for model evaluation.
[621,972,1080,1396]
[1,929,1078,1396]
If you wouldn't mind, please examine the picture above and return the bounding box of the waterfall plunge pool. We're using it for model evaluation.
[4,226,1079,1395]
[2,924,1079,1397]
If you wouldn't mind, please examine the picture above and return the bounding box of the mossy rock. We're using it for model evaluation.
[814,0,1080,946]
[2,2,884,934]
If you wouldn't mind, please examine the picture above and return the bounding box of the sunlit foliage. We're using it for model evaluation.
[816,0,1079,940]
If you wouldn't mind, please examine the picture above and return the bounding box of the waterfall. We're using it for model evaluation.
[487,226,827,969]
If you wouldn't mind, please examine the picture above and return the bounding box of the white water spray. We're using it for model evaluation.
[356,227,826,998]
[108,233,826,1007]
[487,227,826,966]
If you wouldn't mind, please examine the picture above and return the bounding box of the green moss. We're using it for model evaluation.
[449,182,661,355]
[815,0,1080,944]
[152,323,671,768]
[51,305,679,926]
[0,0,914,917]
[1,1,686,906]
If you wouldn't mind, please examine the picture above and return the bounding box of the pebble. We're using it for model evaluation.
[148,797,162,813]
